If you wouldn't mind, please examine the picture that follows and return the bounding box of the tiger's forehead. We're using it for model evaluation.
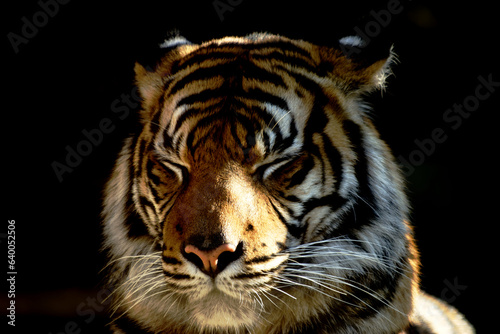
[171,35,320,72]
[148,35,351,170]
[154,98,304,170]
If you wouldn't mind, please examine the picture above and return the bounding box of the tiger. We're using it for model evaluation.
[101,33,475,334]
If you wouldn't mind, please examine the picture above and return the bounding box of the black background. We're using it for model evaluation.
[4,0,498,333]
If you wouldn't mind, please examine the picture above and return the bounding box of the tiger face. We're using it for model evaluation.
[103,33,420,333]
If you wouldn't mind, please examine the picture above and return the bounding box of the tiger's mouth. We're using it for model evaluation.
[166,255,288,301]
[162,251,290,329]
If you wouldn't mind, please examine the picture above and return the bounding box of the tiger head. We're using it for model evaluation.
[103,33,419,333]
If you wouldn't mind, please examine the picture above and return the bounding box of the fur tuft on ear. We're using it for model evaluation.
[159,35,192,50]
[319,36,393,95]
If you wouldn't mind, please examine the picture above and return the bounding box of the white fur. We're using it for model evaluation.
[159,36,191,49]
[339,35,366,48]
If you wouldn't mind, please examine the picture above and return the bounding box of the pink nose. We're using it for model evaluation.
[184,243,237,274]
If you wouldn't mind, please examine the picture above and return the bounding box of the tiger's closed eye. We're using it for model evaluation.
[150,151,189,182]
[253,155,299,180]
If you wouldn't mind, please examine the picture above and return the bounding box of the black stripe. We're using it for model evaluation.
[137,194,162,237]
[172,50,239,72]
[163,272,193,280]
[248,89,297,153]
[244,256,274,265]
[275,122,298,154]
[162,256,182,265]
[158,193,176,215]
[150,155,187,184]
[175,86,228,109]
[243,62,288,88]
[233,263,284,279]
[321,133,344,192]
[139,195,156,215]
[330,121,377,237]
[244,103,285,153]
[174,100,225,133]
[185,114,221,154]
[171,39,312,73]
[292,193,348,242]
[172,132,185,158]
[305,199,349,241]
[290,69,331,140]
[128,135,139,183]
[176,86,290,129]
[123,140,150,239]
[245,103,276,128]
[233,271,269,279]
[148,178,161,202]
[262,130,271,157]
[231,112,261,155]
[169,63,231,98]
[182,98,291,157]
[163,130,174,151]
[288,155,314,188]
[302,194,348,215]
[255,156,294,179]
[146,159,161,185]
[134,137,148,178]
[152,76,174,127]
[343,120,376,220]
[170,60,287,104]
[252,40,312,58]
[124,204,150,239]
[275,197,307,239]
[244,87,289,112]
[252,51,317,73]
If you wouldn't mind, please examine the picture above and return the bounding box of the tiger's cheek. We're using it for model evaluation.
[240,196,289,260]
[223,175,289,258]
[161,213,187,269]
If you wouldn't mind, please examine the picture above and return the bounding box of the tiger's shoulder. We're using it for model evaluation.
[404,291,474,334]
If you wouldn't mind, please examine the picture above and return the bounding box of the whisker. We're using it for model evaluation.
[100,251,162,274]
[282,266,406,318]
[259,289,280,309]
[261,283,297,316]
[270,109,293,132]
[163,293,183,318]
[122,270,164,301]
[281,272,347,295]
[111,279,167,321]
[274,275,356,307]
[265,283,297,300]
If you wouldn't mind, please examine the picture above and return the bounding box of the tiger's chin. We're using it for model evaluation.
[189,290,259,330]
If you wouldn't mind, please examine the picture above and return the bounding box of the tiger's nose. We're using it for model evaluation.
[184,243,239,276]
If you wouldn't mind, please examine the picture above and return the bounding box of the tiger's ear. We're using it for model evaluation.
[134,36,193,112]
[134,63,164,106]
[319,36,393,94]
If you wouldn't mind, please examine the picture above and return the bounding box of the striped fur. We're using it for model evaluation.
[102,33,474,333]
